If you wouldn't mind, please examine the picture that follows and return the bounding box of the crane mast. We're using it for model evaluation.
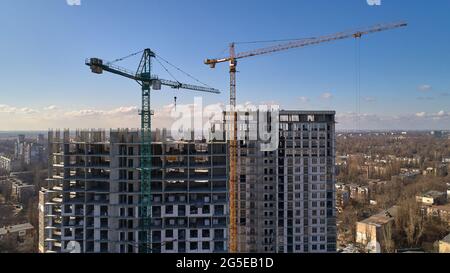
[228,43,238,253]
[205,21,407,253]
[137,49,153,254]
[86,48,219,253]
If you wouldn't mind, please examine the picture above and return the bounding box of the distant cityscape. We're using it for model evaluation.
[1,127,450,253]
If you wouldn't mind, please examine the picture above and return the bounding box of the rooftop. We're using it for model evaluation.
[0,223,34,236]
[421,190,446,198]
[441,233,450,243]
[359,206,398,226]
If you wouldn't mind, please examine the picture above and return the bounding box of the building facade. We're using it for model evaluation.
[0,156,11,172]
[40,110,337,253]
[236,110,336,253]
[40,129,228,253]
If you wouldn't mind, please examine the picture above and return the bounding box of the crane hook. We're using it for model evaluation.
[174,96,177,111]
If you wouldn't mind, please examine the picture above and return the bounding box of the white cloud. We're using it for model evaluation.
[414,111,449,119]
[320,92,333,100]
[2,102,450,131]
[64,106,139,118]
[0,104,37,114]
[415,112,427,118]
[0,104,16,113]
[66,0,81,6]
[107,106,139,115]
[336,111,450,130]
[417,96,434,101]
[363,96,376,102]
[299,96,310,103]
[44,105,59,111]
[437,110,446,117]
[418,84,432,92]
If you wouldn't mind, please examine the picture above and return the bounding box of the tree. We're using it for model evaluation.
[381,222,395,253]
[395,198,425,248]
[1,182,12,203]
[0,236,16,253]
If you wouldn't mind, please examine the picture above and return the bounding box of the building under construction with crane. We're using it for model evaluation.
[38,21,407,253]
[40,129,229,253]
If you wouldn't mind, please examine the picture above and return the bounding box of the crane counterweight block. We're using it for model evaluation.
[204,59,216,68]
[86,58,104,74]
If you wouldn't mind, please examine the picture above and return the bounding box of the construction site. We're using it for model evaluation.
[35,20,408,253]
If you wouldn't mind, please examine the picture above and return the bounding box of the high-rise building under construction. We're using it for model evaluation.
[236,110,336,253]
[39,129,228,253]
[39,110,336,253]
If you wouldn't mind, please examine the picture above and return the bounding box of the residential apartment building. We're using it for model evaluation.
[438,233,450,253]
[39,129,228,253]
[235,110,336,253]
[0,156,12,172]
[356,206,398,253]
[0,223,35,252]
[10,177,36,204]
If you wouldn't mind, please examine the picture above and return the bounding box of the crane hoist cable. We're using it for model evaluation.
[355,37,362,131]
[154,56,181,85]
[234,37,317,45]
[155,54,212,88]
[106,50,144,65]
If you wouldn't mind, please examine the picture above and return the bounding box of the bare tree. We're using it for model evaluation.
[396,198,425,248]
[381,223,395,253]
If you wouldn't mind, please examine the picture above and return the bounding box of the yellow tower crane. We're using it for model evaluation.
[204,21,407,252]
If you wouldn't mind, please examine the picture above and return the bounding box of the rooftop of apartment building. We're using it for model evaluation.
[419,190,447,199]
[441,233,450,243]
[1,176,33,188]
[359,206,399,226]
[0,223,34,236]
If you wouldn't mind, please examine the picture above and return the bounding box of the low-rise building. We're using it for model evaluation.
[356,206,398,253]
[447,185,450,202]
[368,179,388,187]
[438,233,450,253]
[423,167,435,176]
[349,184,369,201]
[0,156,21,173]
[425,204,450,225]
[0,223,35,252]
[10,178,36,204]
[436,164,448,177]
[336,183,369,206]
[416,190,447,206]
[0,156,11,172]
[336,190,350,212]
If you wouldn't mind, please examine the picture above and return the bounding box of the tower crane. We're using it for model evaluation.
[204,21,407,253]
[86,48,220,253]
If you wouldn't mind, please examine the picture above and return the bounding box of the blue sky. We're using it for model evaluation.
[1,0,449,130]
